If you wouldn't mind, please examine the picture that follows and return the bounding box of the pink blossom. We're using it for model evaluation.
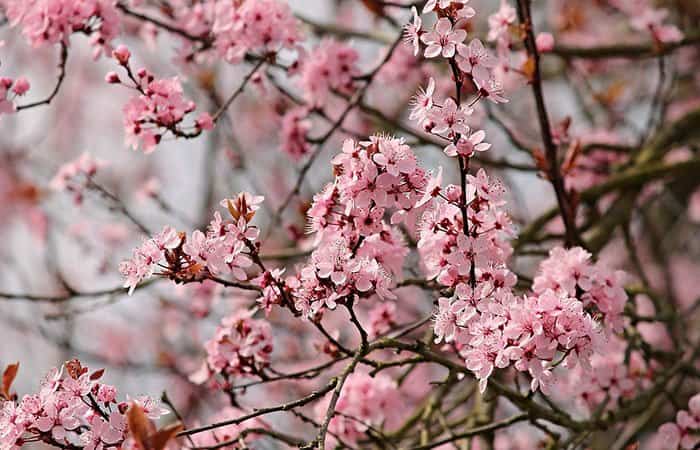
[456,39,497,84]
[421,18,467,59]
[297,39,360,106]
[443,129,491,157]
[403,7,423,56]
[3,0,120,55]
[535,32,555,52]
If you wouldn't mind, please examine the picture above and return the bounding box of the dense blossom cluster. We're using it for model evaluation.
[315,372,400,446]
[562,336,653,414]
[107,46,212,152]
[253,135,430,318]
[120,192,263,294]
[0,361,166,450]
[0,77,30,118]
[5,0,697,448]
[418,168,514,289]
[167,0,303,66]
[211,0,302,63]
[533,246,628,332]
[1,0,120,56]
[296,39,360,106]
[427,172,628,392]
[191,310,273,385]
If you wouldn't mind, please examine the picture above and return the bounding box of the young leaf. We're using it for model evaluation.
[1,362,19,400]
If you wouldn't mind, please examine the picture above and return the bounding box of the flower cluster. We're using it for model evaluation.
[409,76,495,157]
[120,192,262,294]
[309,136,427,239]
[297,39,360,106]
[191,310,273,385]
[562,336,652,414]
[2,0,120,56]
[49,152,105,204]
[182,193,263,279]
[108,46,212,152]
[418,168,515,290]
[212,0,302,63]
[405,1,507,108]
[658,394,700,449]
[0,76,30,118]
[119,226,181,294]
[255,136,430,318]
[425,169,628,392]
[285,237,396,318]
[532,246,628,333]
[0,360,166,450]
[315,372,400,446]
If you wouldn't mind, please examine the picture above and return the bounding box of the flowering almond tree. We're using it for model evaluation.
[1,0,699,449]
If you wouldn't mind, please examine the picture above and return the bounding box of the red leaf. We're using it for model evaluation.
[127,404,156,450]
[360,0,385,16]
[151,422,184,450]
[1,362,19,400]
[65,359,86,380]
[90,368,105,381]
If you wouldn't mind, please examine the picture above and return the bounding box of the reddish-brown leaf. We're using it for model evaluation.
[151,422,184,450]
[531,147,550,177]
[65,359,86,380]
[521,56,536,82]
[128,404,156,450]
[360,0,385,16]
[1,362,19,400]
[562,139,582,175]
[90,368,105,381]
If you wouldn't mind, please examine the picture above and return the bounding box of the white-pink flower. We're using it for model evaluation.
[421,18,467,59]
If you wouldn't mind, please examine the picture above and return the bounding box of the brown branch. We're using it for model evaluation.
[16,43,68,111]
[516,0,581,248]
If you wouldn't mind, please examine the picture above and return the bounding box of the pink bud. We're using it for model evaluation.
[12,77,30,96]
[196,112,214,131]
[105,72,121,84]
[535,32,554,53]
[112,45,131,65]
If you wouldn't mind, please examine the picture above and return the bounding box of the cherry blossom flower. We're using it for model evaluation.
[487,1,517,44]
[50,152,106,204]
[456,39,497,84]
[409,77,436,123]
[421,18,467,59]
[431,97,471,136]
[403,7,423,56]
[443,129,491,157]
[0,76,30,118]
[656,393,700,449]
[423,0,475,20]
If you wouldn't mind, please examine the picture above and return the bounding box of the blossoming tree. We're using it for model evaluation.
[1,0,699,449]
